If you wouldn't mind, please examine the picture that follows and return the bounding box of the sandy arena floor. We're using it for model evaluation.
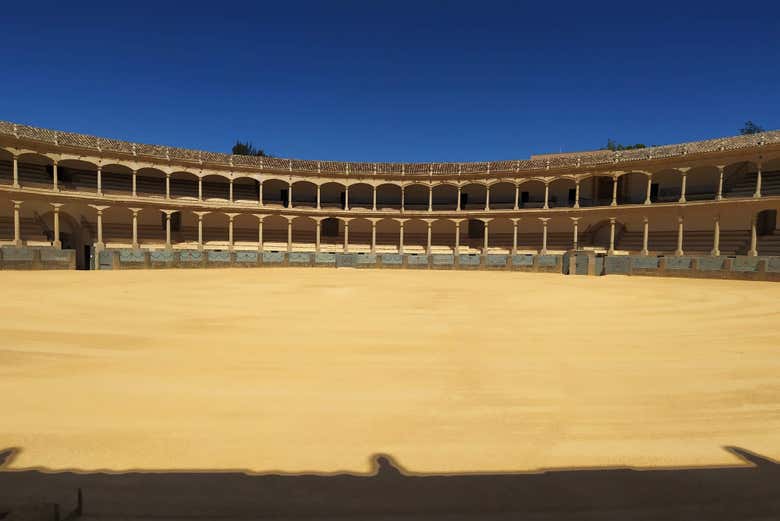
[0,269,778,474]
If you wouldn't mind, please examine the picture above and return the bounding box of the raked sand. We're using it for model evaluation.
[0,269,778,474]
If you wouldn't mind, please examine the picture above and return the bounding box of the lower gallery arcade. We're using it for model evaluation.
[2,196,778,270]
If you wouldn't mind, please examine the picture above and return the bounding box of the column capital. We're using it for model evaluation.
[128,207,143,214]
[569,216,580,222]
[450,218,467,224]
[394,218,410,224]
[538,217,551,224]
[50,202,64,210]
[88,204,110,213]
[608,217,616,224]
[11,200,23,207]
[252,213,268,221]
[677,215,684,223]
[160,209,178,216]
[510,217,522,224]
[284,215,297,222]
[643,216,649,223]
[193,211,211,218]
[478,217,493,224]
[225,212,240,220]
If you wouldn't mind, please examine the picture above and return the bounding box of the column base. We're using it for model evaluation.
[711,249,720,256]
[748,250,758,257]
[674,250,684,256]
[678,198,686,204]
[53,240,62,249]
[640,249,649,256]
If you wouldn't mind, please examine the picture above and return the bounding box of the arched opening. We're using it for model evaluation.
[517,180,545,208]
[203,212,229,247]
[38,206,88,268]
[489,182,515,209]
[376,184,401,210]
[650,169,683,202]
[349,183,373,209]
[517,218,544,252]
[376,218,400,252]
[170,171,199,199]
[760,157,780,196]
[487,217,513,253]
[578,175,615,207]
[680,166,718,201]
[319,216,343,251]
[403,219,427,253]
[348,218,372,251]
[202,174,230,201]
[233,213,257,249]
[101,164,133,195]
[431,219,456,252]
[101,206,132,247]
[584,219,625,251]
[262,214,288,250]
[234,177,260,204]
[617,172,650,205]
[462,218,485,252]
[723,161,759,198]
[403,184,429,211]
[548,178,577,208]
[460,183,486,210]
[291,216,316,250]
[135,167,166,198]
[291,181,317,208]
[0,148,13,185]
[11,200,66,247]
[262,179,289,207]
[56,159,98,193]
[432,183,457,211]
[17,152,53,189]
[321,182,347,209]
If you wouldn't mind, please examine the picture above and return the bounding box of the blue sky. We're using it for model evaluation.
[1,1,778,162]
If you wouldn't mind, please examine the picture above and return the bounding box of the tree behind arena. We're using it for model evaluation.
[740,121,764,135]
[232,141,269,157]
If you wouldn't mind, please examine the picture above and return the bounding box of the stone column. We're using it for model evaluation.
[287,183,293,208]
[540,218,549,254]
[641,217,649,256]
[88,205,109,250]
[258,180,263,207]
[711,215,721,256]
[645,174,652,204]
[608,217,616,255]
[370,220,377,253]
[716,166,724,200]
[165,173,171,199]
[12,156,19,188]
[679,170,687,203]
[227,214,236,251]
[130,208,142,248]
[610,177,617,206]
[132,170,137,197]
[343,220,349,253]
[426,220,432,254]
[97,167,103,196]
[372,185,377,211]
[401,186,405,212]
[754,162,762,198]
[454,220,461,254]
[52,162,59,191]
[514,184,519,210]
[194,211,209,250]
[316,184,321,209]
[484,186,490,211]
[483,220,490,253]
[543,183,549,209]
[162,210,174,250]
[571,217,580,251]
[456,185,462,211]
[287,217,293,252]
[315,218,321,253]
[399,220,405,254]
[51,203,63,248]
[748,214,758,256]
[428,186,433,212]
[253,214,265,252]
[675,216,684,256]
[12,200,22,246]
[574,180,580,208]
[344,185,350,211]
[511,218,519,255]
[229,179,234,203]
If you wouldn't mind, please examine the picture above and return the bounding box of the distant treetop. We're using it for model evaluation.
[232,140,270,157]
[601,139,647,151]
[740,121,765,135]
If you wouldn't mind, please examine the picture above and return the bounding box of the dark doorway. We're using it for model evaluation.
[82,245,92,270]
[650,183,659,203]
[322,218,339,237]
[468,219,484,239]
[281,189,289,207]
[757,210,777,236]
[339,191,346,209]
[568,188,576,205]
[460,192,468,209]
[520,191,530,206]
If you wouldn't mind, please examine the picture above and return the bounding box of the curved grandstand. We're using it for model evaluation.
[0,121,779,278]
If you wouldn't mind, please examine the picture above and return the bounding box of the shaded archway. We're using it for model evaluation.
[685,166,719,201]
[170,171,199,199]
[376,218,400,252]
[135,167,166,198]
[16,152,53,189]
[233,213,257,248]
[101,164,133,195]
[723,161,758,198]
[348,218,372,251]
[432,183,457,211]
[291,216,315,250]
[578,175,615,207]
[431,219,456,252]
[262,214,288,250]
[291,181,317,208]
[617,172,650,205]
[762,157,780,196]
[517,179,545,208]
[403,219,427,252]
[262,179,288,207]
[489,182,515,209]
[403,184,429,211]
[0,148,12,185]
[58,159,98,193]
[319,216,343,251]
[348,183,373,209]
[202,174,230,201]
[487,217,513,253]
[321,182,346,209]
[234,177,260,204]
[376,184,401,210]
[548,178,577,208]
[650,169,683,202]
[203,212,229,247]
[460,183,486,210]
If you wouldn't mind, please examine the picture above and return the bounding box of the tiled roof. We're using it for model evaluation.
[0,120,778,176]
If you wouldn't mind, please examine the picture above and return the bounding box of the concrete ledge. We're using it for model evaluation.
[406,254,429,268]
[288,252,312,265]
[355,253,377,267]
[458,254,481,269]
[380,253,404,267]
[263,251,286,265]
[431,254,454,269]
[486,254,508,269]
[314,252,336,266]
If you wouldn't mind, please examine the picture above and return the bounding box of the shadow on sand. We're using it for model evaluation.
[0,446,778,520]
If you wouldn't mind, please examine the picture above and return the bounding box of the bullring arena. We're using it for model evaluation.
[1,122,780,518]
